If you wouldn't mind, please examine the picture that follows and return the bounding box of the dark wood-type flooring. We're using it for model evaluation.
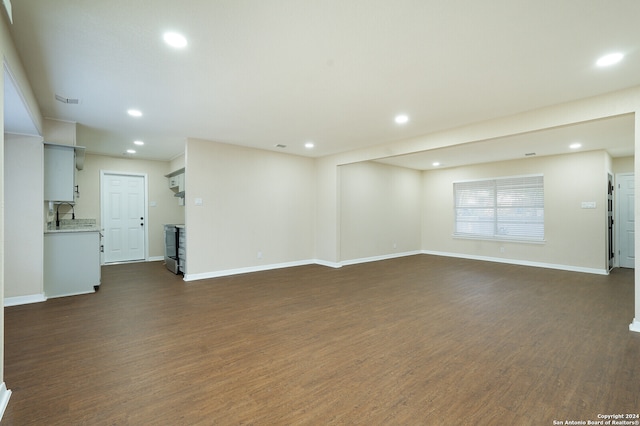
[3,255,639,425]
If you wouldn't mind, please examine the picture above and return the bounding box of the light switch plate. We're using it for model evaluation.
[581,201,596,209]
[195,197,203,206]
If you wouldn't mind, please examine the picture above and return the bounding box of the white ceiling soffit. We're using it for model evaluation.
[375,114,635,171]
[2,0,12,24]
[6,1,640,161]
[3,64,39,136]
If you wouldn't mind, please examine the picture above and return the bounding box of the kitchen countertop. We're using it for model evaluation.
[45,227,101,234]
[45,218,100,233]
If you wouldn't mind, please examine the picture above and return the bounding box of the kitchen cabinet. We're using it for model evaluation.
[167,168,185,191]
[165,168,185,204]
[44,230,101,298]
[168,173,184,190]
[44,144,74,201]
[44,143,86,202]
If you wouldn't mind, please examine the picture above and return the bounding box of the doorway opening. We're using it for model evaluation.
[608,173,614,270]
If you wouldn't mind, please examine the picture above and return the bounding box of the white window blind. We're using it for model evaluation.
[454,175,544,241]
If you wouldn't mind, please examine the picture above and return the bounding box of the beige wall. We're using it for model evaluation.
[185,138,316,278]
[74,154,185,259]
[2,7,45,388]
[613,156,634,174]
[422,150,609,272]
[315,157,340,265]
[169,153,185,173]
[4,135,43,298]
[635,114,640,326]
[43,119,76,146]
[0,44,4,388]
[340,161,421,261]
[315,90,640,268]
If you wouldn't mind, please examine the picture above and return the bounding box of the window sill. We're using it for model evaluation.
[452,234,546,245]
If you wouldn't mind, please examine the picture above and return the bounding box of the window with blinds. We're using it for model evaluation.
[453,175,544,241]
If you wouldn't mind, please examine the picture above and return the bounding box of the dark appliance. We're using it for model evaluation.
[164,224,183,274]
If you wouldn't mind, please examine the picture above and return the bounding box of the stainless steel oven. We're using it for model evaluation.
[164,224,182,274]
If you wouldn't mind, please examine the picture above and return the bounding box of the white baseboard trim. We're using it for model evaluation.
[630,318,640,333]
[46,289,95,299]
[148,256,164,262]
[421,250,609,275]
[340,251,422,267]
[184,253,424,282]
[4,293,47,307]
[181,249,609,283]
[313,259,342,269]
[184,259,317,282]
[0,382,12,421]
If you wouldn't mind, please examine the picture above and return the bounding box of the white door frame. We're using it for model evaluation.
[100,170,149,264]
[615,172,634,268]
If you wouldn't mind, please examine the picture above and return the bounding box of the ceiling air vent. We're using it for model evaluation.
[55,94,80,104]
[275,144,287,149]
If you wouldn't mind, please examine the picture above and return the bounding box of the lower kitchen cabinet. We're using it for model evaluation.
[44,231,101,298]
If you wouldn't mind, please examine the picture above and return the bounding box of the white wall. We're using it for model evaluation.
[422,150,609,272]
[185,138,316,278]
[4,135,44,299]
[339,161,421,261]
[74,154,185,259]
[2,7,44,391]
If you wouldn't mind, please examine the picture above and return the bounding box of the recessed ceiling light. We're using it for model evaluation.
[126,149,136,154]
[305,142,315,149]
[569,142,582,149]
[596,52,624,67]
[163,32,188,48]
[432,162,441,167]
[395,114,409,124]
[127,109,142,117]
[134,140,145,146]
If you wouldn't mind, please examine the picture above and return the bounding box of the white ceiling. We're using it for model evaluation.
[5,1,640,167]
[376,114,635,170]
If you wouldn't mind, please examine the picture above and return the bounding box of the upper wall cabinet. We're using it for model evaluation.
[44,143,85,202]
[165,167,185,205]
[168,173,184,191]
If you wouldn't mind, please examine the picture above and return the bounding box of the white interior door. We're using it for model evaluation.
[101,172,147,263]
[617,173,635,268]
